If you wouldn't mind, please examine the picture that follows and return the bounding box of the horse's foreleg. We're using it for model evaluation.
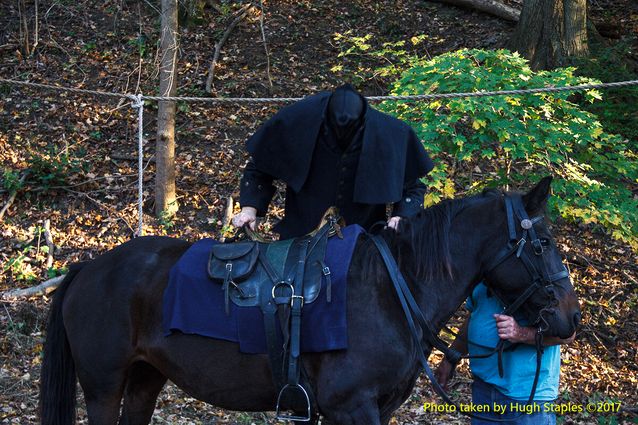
[378,372,420,425]
[320,401,381,425]
[349,403,381,425]
[118,362,167,425]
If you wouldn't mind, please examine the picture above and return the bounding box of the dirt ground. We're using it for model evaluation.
[1,0,637,424]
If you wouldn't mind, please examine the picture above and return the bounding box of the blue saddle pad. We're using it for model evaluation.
[162,224,364,353]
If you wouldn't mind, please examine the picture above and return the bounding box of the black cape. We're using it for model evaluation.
[246,91,433,204]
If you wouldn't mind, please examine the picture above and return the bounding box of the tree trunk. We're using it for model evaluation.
[156,0,179,216]
[508,0,588,70]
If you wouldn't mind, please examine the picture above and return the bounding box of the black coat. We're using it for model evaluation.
[239,91,434,239]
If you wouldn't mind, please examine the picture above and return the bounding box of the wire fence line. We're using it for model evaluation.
[2,76,638,235]
[2,77,638,103]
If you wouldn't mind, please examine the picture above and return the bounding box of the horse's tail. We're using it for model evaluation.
[39,263,87,425]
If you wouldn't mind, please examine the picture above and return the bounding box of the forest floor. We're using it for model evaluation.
[1,0,637,424]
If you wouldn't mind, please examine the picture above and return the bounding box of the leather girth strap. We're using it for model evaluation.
[261,221,334,422]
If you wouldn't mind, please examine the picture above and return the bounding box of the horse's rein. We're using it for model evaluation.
[370,192,569,422]
[444,192,569,366]
[226,208,344,244]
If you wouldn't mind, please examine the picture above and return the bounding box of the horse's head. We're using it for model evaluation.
[481,176,580,339]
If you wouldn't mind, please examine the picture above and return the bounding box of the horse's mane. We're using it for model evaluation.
[374,188,502,285]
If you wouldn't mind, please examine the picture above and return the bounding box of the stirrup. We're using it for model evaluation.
[275,383,311,422]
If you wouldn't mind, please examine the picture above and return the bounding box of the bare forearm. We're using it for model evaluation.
[494,314,575,346]
[517,327,575,346]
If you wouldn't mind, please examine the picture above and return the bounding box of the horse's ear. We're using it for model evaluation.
[522,176,553,214]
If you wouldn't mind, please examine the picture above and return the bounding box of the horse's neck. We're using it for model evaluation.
[414,204,496,331]
[416,269,477,332]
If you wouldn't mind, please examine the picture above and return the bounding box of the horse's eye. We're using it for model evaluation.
[539,238,551,247]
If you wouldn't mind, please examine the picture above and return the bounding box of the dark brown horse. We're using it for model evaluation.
[40,177,580,425]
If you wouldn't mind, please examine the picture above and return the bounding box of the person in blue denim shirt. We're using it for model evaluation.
[435,282,575,424]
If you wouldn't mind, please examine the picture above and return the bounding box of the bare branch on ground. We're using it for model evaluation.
[1,275,65,299]
[430,0,520,22]
[206,4,252,94]
[258,0,273,90]
[43,219,55,269]
[0,173,28,221]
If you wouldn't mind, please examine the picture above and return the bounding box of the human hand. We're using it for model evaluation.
[434,358,456,391]
[231,207,258,230]
[387,216,401,230]
[494,314,534,344]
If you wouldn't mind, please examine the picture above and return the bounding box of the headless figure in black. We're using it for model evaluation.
[234,84,430,239]
[327,84,364,151]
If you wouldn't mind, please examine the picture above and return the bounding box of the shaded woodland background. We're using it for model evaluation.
[1,0,637,423]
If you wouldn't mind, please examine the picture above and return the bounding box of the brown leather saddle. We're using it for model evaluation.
[207,218,339,422]
[207,229,331,314]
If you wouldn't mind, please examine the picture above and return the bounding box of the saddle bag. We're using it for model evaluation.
[208,241,259,283]
[208,241,261,314]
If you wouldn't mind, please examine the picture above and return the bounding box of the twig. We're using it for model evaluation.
[18,0,30,57]
[0,173,27,221]
[0,191,19,221]
[0,44,17,52]
[43,219,55,269]
[27,173,138,192]
[60,188,134,234]
[1,275,66,299]
[2,304,15,327]
[258,0,273,90]
[142,0,161,15]
[587,329,607,350]
[622,270,637,285]
[567,253,604,272]
[221,196,234,242]
[33,0,39,52]
[205,4,251,93]
[582,325,615,348]
[224,196,234,226]
[110,153,156,163]
[135,3,143,95]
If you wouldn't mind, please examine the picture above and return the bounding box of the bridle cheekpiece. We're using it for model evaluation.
[482,193,570,330]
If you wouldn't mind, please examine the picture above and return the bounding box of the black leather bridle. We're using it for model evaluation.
[370,192,572,421]
[482,193,570,329]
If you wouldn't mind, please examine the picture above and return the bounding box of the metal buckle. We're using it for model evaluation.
[515,238,526,258]
[322,266,330,276]
[229,281,251,298]
[531,239,544,255]
[225,263,232,271]
[275,384,312,422]
[291,295,304,308]
[271,282,294,299]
